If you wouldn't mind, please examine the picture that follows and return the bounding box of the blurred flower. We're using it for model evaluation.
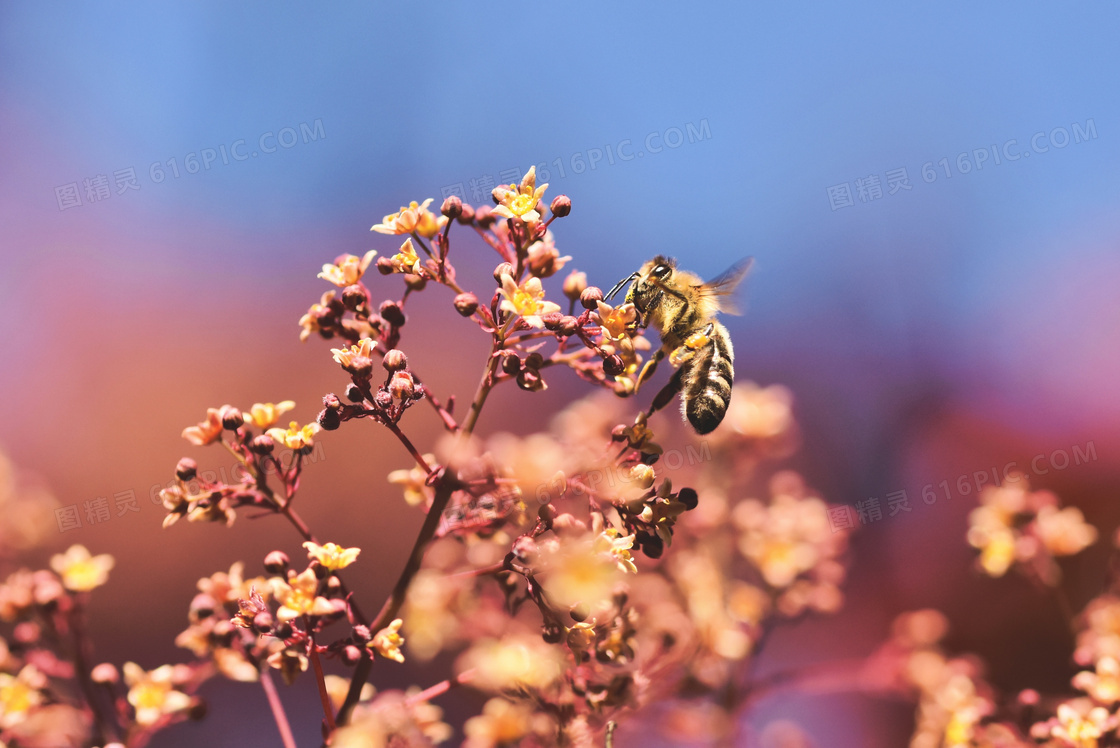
[244,401,296,429]
[123,662,192,726]
[463,698,538,748]
[1073,657,1120,704]
[0,665,46,729]
[499,274,561,328]
[371,199,434,235]
[536,532,624,613]
[719,382,796,440]
[370,619,405,663]
[525,230,570,278]
[1077,595,1120,666]
[271,568,334,621]
[182,408,223,446]
[304,541,360,570]
[491,167,548,224]
[333,690,451,747]
[319,250,378,287]
[266,421,321,451]
[49,545,114,592]
[457,635,564,692]
[388,457,436,507]
[323,674,374,712]
[212,648,259,682]
[197,561,268,606]
[1036,505,1097,557]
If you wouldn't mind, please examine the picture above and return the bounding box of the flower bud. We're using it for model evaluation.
[264,550,290,574]
[677,487,699,510]
[639,532,664,559]
[253,611,274,635]
[629,464,656,490]
[602,354,625,376]
[455,203,475,224]
[558,316,580,337]
[379,300,406,328]
[382,349,408,372]
[375,256,395,275]
[493,262,515,283]
[345,384,364,402]
[250,435,275,454]
[317,408,341,431]
[475,205,496,228]
[189,593,216,620]
[176,458,198,481]
[540,312,564,330]
[569,602,590,623]
[580,286,604,309]
[453,292,479,317]
[342,284,367,312]
[562,270,587,301]
[500,351,522,375]
[403,273,427,292]
[91,663,119,684]
[440,195,462,219]
[542,622,563,644]
[610,425,628,442]
[389,371,415,399]
[550,194,572,217]
[342,645,363,666]
[516,369,546,392]
[219,405,244,431]
[374,391,393,409]
[524,352,544,370]
[345,356,374,379]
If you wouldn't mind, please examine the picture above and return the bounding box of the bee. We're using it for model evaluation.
[606,256,752,434]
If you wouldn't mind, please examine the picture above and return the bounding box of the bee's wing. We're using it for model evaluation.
[696,257,753,315]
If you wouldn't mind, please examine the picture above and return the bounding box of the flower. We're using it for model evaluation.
[304,541,360,571]
[1047,701,1114,747]
[463,698,536,748]
[594,301,638,343]
[457,635,564,692]
[1074,657,1120,703]
[123,662,192,726]
[49,545,114,592]
[492,167,549,224]
[299,291,337,341]
[244,401,296,429]
[524,230,570,278]
[182,408,223,446]
[266,421,321,451]
[0,665,46,729]
[498,274,561,328]
[323,675,374,712]
[370,619,405,663]
[271,568,335,621]
[389,238,423,274]
[388,458,436,507]
[318,250,377,287]
[1036,505,1098,557]
[331,338,376,370]
[371,199,435,235]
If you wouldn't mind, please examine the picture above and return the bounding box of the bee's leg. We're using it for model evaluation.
[633,348,665,393]
[647,366,684,417]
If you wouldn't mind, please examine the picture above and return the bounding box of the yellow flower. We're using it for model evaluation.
[303,541,360,571]
[318,250,377,287]
[387,457,436,506]
[371,199,434,235]
[181,408,223,446]
[390,238,423,274]
[491,167,549,224]
[593,301,637,342]
[1073,657,1120,703]
[464,698,535,748]
[272,568,335,621]
[0,665,46,729]
[498,274,561,328]
[266,421,321,451]
[369,619,405,663]
[123,662,192,726]
[323,674,374,712]
[1051,702,1111,747]
[457,635,564,692]
[594,527,639,574]
[244,401,296,429]
[50,545,114,592]
[330,338,376,369]
[298,291,336,342]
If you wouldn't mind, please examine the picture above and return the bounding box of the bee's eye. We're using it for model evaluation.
[651,264,671,279]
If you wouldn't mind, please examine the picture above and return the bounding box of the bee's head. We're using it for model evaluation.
[645,256,676,283]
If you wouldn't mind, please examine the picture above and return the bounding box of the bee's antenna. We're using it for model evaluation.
[606,272,638,301]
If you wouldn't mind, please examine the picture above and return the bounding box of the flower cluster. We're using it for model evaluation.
[967,475,1097,584]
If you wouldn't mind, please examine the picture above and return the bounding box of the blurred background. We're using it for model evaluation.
[2,3,1119,746]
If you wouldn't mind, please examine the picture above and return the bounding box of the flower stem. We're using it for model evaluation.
[310,646,336,733]
[260,667,299,748]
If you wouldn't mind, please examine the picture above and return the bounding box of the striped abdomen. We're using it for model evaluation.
[680,324,734,434]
